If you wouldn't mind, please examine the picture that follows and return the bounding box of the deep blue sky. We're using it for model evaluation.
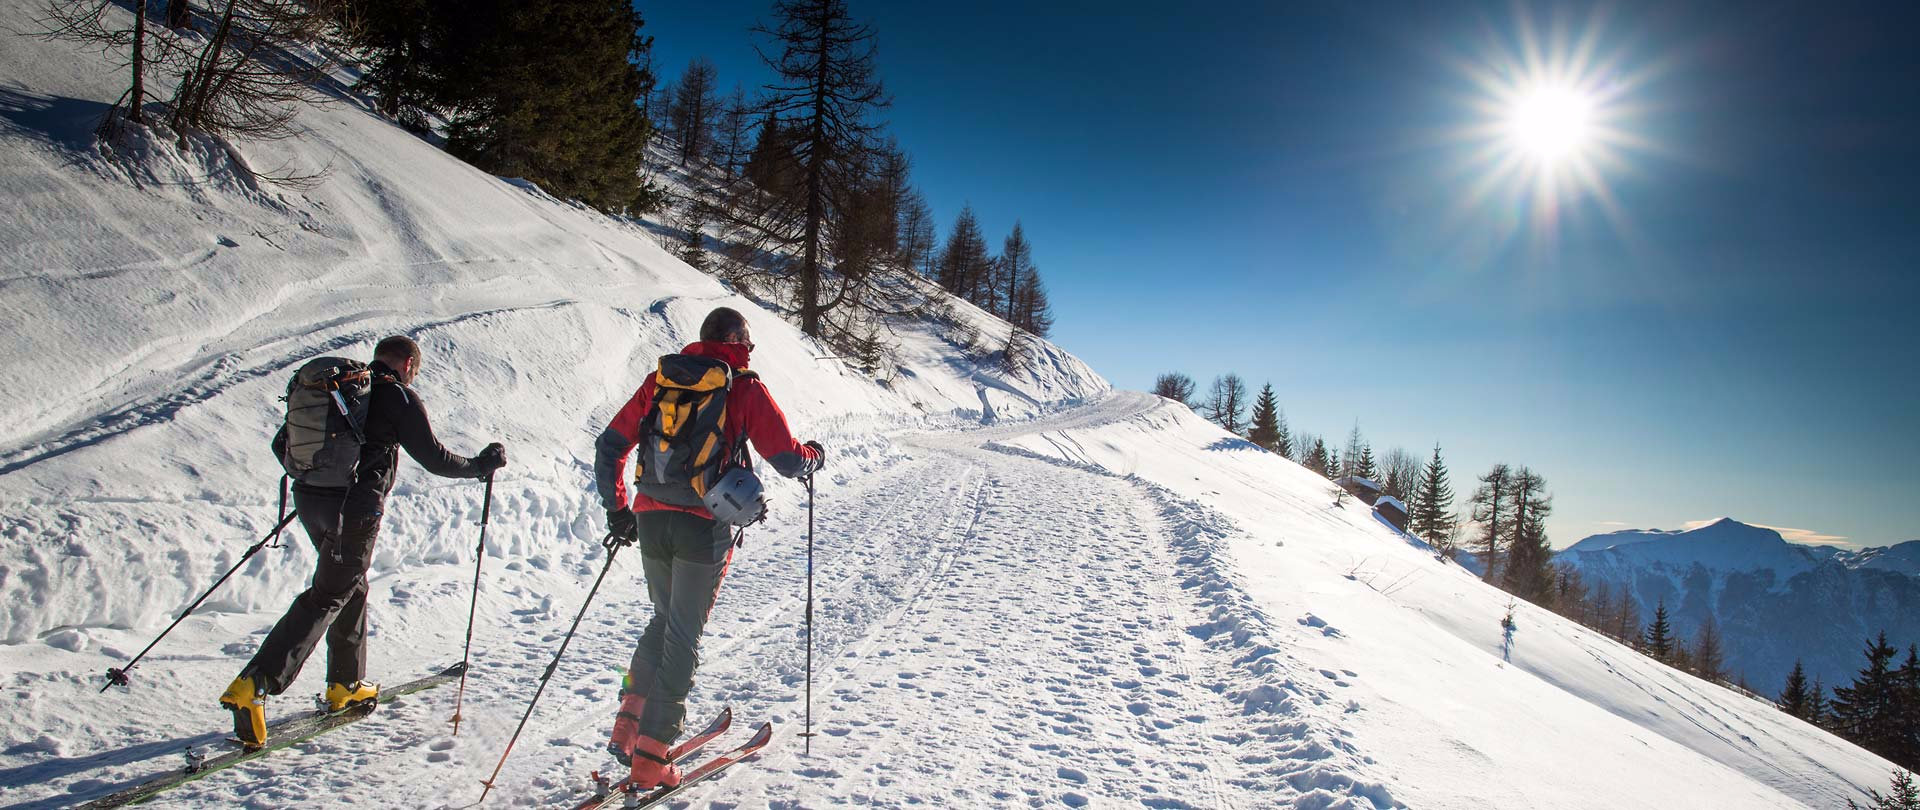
[639,1,1920,548]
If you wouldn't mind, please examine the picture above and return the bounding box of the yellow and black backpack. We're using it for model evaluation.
[633,353,755,507]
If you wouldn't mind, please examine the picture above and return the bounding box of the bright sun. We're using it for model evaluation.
[1438,6,1658,240]
[1507,84,1595,162]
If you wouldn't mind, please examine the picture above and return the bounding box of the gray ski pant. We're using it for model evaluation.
[625,509,736,743]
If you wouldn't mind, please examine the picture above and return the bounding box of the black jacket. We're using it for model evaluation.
[275,359,482,518]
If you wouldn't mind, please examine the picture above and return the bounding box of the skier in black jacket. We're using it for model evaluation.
[220,335,507,746]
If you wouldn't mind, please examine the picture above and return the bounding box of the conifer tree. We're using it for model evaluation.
[1616,594,1642,650]
[1341,425,1368,479]
[1590,582,1617,638]
[1152,373,1197,407]
[1469,464,1513,583]
[752,0,890,337]
[441,0,657,212]
[1644,599,1676,662]
[937,206,991,302]
[1550,564,1588,622]
[1812,676,1831,727]
[1831,633,1903,758]
[676,199,710,270]
[1011,266,1054,337]
[1501,468,1554,603]
[1693,613,1726,682]
[337,0,451,132]
[896,187,936,275]
[670,57,720,165]
[995,224,1034,321]
[1247,384,1284,451]
[1274,408,1293,458]
[1380,447,1419,502]
[1305,438,1333,478]
[1202,374,1249,435]
[709,84,754,175]
[1412,445,1458,554]
[1781,660,1817,720]
[1354,445,1379,483]
[1847,769,1920,810]
[1900,645,1920,768]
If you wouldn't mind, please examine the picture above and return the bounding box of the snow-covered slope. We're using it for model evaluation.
[0,6,1897,808]
[1558,520,1920,689]
[994,402,1899,808]
[0,11,1102,649]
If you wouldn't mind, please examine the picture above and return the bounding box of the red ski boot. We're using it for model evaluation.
[627,735,682,790]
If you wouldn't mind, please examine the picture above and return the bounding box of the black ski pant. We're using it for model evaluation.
[625,509,735,743]
[242,488,377,694]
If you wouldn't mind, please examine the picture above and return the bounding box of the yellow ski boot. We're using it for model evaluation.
[218,675,268,749]
[324,681,379,713]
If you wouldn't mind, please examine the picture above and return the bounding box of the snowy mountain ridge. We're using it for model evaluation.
[1560,518,1920,691]
[0,5,1903,807]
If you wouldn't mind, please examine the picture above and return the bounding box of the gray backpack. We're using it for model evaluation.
[278,357,373,488]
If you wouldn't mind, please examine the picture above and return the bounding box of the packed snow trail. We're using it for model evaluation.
[0,394,1395,809]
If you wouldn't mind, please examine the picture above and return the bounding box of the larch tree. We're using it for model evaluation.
[1380,447,1419,502]
[709,84,754,175]
[1693,613,1726,682]
[751,0,890,338]
[670,57,719,165]
[1500,468,1554,604]
[1152,373,1198,407]
[1469,463,1514,583]
[936,206,992,304]
[1202,374,1249,435]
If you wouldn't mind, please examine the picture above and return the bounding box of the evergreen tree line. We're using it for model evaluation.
[1149,371,1462,557]
[49,0,1057,367]
[43,0,654,200]
[648,3,1053,369]
[1779,634,1920,775]
[1148,373,1920,802]
[334,0,658,212]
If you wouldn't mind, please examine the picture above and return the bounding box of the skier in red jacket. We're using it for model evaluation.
[593,307,821,788]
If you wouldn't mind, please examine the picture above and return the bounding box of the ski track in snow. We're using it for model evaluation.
[0,394,1399,809]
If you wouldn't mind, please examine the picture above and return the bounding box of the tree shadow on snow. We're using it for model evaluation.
[1205,437,1262,452]
[0,84,113,153]
[0,730,228,809]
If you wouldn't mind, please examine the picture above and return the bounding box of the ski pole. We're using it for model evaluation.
[449,473,494,736]
[474,532,625,805]
[103,477,297,692]
[802,474,816,754]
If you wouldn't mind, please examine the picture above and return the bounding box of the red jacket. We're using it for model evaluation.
[594,341,818,518]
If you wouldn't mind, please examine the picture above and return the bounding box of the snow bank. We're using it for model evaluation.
[0,3,1102,646]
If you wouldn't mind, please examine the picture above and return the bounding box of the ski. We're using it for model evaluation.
[574,721,773,810]
[571,707,733,810]
[77,662,468,809]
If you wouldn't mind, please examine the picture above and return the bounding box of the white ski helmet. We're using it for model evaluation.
[702,467,766,527]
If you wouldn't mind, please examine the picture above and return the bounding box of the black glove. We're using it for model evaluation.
[605,507,637,547]
[803,440,825,475]
[474,442,507,477]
